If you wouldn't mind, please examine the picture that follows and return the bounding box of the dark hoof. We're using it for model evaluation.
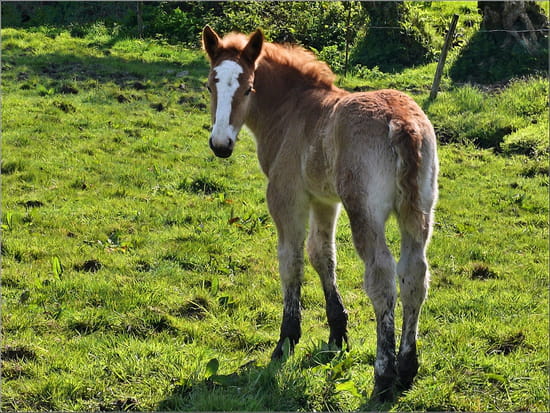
[397,352,419,391]
[271,346,283,360]
[397,375,415,392]
[328,331,349,351]
[372,376,395,402]
[397,371,417,391]
[271,337,296,361]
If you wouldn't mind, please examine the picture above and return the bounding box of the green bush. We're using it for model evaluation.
[495,77,549,119]
[144,5,203,44]
[1,1,481,74]
[317,45,345,74]
[1,1,541,78]
[351,2,435,72]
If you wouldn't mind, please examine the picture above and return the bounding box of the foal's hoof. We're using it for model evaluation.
[397,352,419,391]
[397,370,417,392]
[372,379,395,403]
[328,331,349,351]
[271,346,283,361]
[373,374,396,403]
[271,337,295,361]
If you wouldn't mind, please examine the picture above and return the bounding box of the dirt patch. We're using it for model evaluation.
[486,332,530,355]
[1,345,36,361]
[175,297,210,320]
[150,102,165,112]
[470,262,499,280]
[74,259,102,273]
[53,101,76,113]
[20,200,44,208]
[59,84,79,94]
[100,397,139,412]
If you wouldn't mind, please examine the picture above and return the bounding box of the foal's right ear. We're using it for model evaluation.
[202,25,221,62]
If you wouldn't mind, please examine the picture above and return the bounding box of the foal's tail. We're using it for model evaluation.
[390,119,427,241]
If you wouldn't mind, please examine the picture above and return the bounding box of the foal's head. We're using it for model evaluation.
[202,26,264,158]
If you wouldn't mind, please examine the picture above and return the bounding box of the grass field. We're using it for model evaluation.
[1,27,548,411]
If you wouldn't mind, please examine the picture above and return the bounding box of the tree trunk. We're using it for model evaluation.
[478,1,548,54]
[136,2,144,38]
[363,1,402,27]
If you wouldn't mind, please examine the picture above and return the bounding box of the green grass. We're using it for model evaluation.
[2,28,549,412]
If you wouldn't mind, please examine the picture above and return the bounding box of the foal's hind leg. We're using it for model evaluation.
[396,218,431,390]
[307,201,348,349]
[340,192,397,401]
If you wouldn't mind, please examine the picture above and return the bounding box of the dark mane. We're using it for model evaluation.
[219,32,336,88]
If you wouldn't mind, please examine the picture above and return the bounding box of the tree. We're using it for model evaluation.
[478,1,548,54]
[451,1,548,83]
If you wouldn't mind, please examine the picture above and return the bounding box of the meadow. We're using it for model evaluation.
[1,27,548,411]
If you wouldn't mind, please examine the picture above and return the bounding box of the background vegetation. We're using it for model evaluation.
[2,1,548,412]
[3,1,548,80]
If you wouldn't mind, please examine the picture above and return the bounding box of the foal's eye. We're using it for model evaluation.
[206,85,212,93]
[244,86,254,96]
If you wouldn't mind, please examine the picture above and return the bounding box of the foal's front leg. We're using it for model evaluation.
[267,182,309,360]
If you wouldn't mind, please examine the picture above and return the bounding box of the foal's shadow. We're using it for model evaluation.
[358,387,408,412]
[157,346,406,411]
[157,358,292,411]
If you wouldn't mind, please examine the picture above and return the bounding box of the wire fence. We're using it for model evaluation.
[367,26,549,33]
[358,16,548,88]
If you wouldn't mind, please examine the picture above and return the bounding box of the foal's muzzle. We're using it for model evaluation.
[209,136,234,158]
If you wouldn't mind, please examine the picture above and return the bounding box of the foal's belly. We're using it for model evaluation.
[305,177,340,204]
[301,145,340,204]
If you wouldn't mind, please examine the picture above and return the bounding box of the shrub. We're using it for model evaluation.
[351,2,435,72]
[495,77,549,119]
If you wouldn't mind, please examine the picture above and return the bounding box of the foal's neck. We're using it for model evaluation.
[245,56,345,174]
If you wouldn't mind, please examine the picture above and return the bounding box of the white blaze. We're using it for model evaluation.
[211,60,243,147]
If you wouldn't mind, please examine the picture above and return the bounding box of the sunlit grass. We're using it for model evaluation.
[2,27,548,412]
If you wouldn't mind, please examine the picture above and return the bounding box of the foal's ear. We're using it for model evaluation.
[202,25,221,61]
[242,29,264,65]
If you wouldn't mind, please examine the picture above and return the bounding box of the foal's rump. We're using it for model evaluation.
[332,89,438,240]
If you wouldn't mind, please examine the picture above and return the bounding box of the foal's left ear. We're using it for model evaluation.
[242,29,264,65]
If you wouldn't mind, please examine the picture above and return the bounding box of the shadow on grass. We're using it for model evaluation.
[157,359,304,411]
[450,30,548,84]
[157,344,407,412]
[2,37,209,91]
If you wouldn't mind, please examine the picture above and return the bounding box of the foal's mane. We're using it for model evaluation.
[220,32,336,88]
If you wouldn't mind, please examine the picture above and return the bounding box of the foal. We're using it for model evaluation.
[202,26,438,401]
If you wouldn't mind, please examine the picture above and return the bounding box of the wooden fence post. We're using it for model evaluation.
[136,2,144,38]
[343,1,353,78]
[429,14,459,101]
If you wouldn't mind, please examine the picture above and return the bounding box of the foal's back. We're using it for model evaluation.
[328,88,437,238]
